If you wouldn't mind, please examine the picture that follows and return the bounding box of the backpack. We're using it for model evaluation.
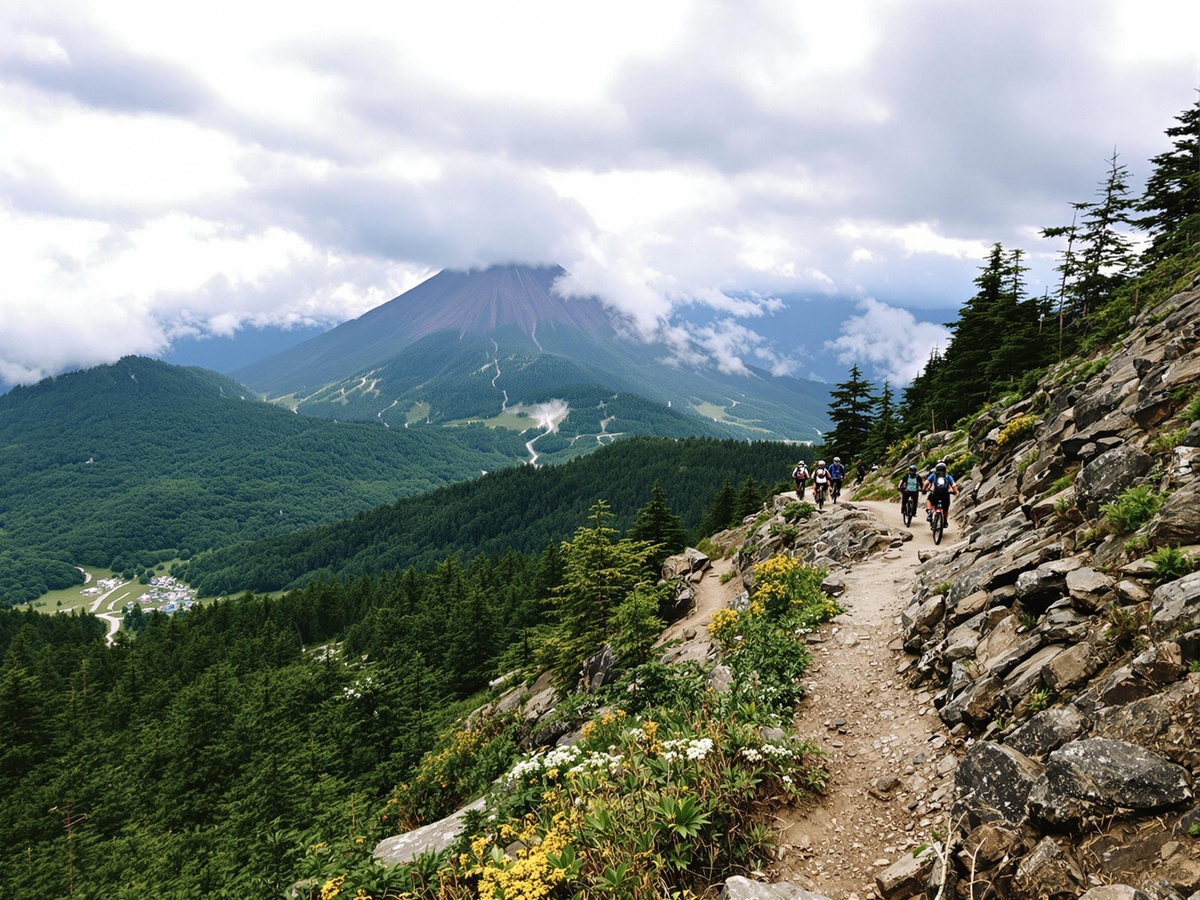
[814,467,829,481]
[793,465,807,479]
[933,474,950,491]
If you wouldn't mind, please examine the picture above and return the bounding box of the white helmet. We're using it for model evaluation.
[817,459,826,467]
[833,456,841,463]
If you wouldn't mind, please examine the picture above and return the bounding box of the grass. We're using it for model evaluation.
[1100,485,1165,534]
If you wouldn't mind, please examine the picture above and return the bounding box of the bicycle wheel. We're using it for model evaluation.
[932,510,944,544]
[816,488,825,510]
[902,497,913,528]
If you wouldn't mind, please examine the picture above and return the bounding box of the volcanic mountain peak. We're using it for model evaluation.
[233,264,615,394]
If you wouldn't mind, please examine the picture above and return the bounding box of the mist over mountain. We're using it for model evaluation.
[233,264,832,447]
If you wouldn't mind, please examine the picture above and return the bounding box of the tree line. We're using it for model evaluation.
[823,96,1200,448]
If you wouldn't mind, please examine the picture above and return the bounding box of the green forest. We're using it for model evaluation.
[178,436,801,596]
[1,95,1198,898]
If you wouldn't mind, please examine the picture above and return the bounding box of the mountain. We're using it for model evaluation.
[0,356,530,603]
[233,264,831,454]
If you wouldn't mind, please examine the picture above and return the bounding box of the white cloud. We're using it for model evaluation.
[826,296,952,386]
[1,0,1199,384]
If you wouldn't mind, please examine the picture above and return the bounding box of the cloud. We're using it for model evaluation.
[2,0,1199,386]
[826,297,952,386]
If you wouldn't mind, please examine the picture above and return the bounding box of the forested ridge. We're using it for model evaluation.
[179,436,802,596]
[0,356,528,604]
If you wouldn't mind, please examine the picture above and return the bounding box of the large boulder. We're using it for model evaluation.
[1075,446,1154,518]
[1027,738,1193,826]
[720,876,833,900]
[1006,705,1090,760]
[952,741,1043,832]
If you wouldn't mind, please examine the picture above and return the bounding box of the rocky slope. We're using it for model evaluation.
[887,283,1200,899]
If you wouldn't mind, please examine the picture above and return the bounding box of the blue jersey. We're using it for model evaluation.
[829,462,847,481]
[925,472,955,495]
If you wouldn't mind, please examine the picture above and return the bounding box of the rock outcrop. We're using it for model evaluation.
[893,285,1200,898]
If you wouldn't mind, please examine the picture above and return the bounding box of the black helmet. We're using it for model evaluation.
[936,461,947,471]
[908,464,918,472]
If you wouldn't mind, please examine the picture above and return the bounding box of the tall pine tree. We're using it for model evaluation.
[1137,93,1200,266]
[825,364,876,457]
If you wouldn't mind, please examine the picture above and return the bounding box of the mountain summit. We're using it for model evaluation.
[233,264,830,455]
[234,265,614,395]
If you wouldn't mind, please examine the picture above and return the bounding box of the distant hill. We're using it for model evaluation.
[233,264,831,453]
[180,436,801,596]
[0,356,529,603]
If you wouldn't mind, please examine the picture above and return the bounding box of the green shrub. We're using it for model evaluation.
[1183,394,1200,425]
[1148,545,1198,582]
[1100,486,1164,534]
[782,501,816,522]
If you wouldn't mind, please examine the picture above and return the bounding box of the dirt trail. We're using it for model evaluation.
[669,495,967,899]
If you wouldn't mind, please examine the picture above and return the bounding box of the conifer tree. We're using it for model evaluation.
[864,381,896,462]
[627,480,689,570]
[732,475,763,522]
[825,364,876,457]
[546,500,656,687]
[1136,93,1200,266]
[699,478,736,537]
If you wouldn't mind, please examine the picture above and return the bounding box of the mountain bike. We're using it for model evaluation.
[831,479,842,503]
[901,492,917,528]
[814,483,826,510]
[930,499,946,544]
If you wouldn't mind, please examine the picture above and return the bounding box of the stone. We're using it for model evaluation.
[1043,642,1102,693]
[663,547,711,580]
[720,876,834,900]
[940,675,1003,727]
[374,796,486,865]
[1076,445,1154,518]
[1132,641,1186,686]
[901,593,946,650]
[1028,738,1194,826]
[952,741,1043,832]
[1006,705,1091,760]
[1148,482,1200,547]
[1012,836,1085,900]
[1016,557,1085,609]
[874,846,935,900]
[1067,566,1116,612]
[960,823,1024,868]
[1094,696,1171,747]
[1078,887,1153,900]
[951,589,991,625]
[1150,570,1200,641]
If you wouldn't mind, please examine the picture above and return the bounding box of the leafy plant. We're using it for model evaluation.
[1028,687,1052,713]
[1100,485,1165,534]
[1104,602,1149,652]
[996,414,1037,449]
[782,501,816,522]
[1148,545,1199,582]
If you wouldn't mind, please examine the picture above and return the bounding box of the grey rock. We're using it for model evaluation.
[1006,705,1091,760]
[1132,641,1186,686]
[1148,482,1200,551]
[720,876,833,900]
[1016,557,1084,609]
[1150,570,1200,641]
[960,822,1025,868]
[1076,445,1154,518]
[874,846,935,900]
[940,674,1003,727]
[952,741,1043,832]
[1066,566,1116,612]
[374,796,486,865]
[1043,642,1103,693]
[1012,836,1085,900]
[1028,738,1194,826]
[1095,696,1171,747]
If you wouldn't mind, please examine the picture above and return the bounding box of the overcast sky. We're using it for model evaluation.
[2,0,1197,389]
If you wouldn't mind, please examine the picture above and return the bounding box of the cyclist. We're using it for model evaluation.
[855,458,868,486]
[828,456,847,500]
[791,460,810,498]
[924,461,959,525]
[811,459,831,503]
[896,464,923,519]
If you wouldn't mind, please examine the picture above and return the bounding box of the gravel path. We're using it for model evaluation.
[763,498,963,899]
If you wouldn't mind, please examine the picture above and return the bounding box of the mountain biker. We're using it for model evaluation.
[924,461,959,525]
[855,458,867,486]
[828,457,847,499]
[897,464,923,517]
[792,460,810,498]
[811,459,830,501]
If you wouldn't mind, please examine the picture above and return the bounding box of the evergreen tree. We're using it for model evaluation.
[864,381,897,462]
[732,475,763,522]
[1136,93,1200,266]
[546,501,656,688]
[825,364,876,457]
[698,479,737,537]
[627,481,690,571]
[1043,151,1137,338]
